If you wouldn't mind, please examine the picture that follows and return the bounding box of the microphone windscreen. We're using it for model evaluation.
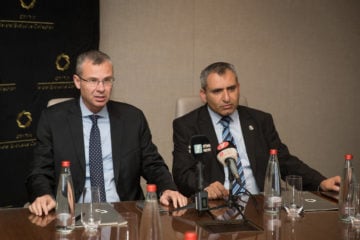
[216,147,238,166]
[190,135,210,145]
[216,141,236,152]
[190,135,211,156]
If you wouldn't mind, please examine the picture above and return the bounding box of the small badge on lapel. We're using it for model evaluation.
[249,125,254,131]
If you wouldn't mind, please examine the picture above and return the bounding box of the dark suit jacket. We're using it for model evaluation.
[26,99,177,203]
[172,104,325,197]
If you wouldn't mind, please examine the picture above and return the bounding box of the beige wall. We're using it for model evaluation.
[100,0,360,180]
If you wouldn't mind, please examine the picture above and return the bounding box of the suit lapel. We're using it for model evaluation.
[198,106,220,156]
[107,102,122,185]
[238,106,257,172]
[197,106,226,177]
[67,100,86,173]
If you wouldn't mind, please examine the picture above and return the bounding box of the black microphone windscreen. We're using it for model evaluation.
[189,135,211,157]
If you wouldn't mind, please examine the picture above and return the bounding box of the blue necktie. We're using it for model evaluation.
[219,116,246,195]
[89,115,106,202]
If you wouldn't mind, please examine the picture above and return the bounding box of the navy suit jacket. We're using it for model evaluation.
[26,99,176,202]
[172,104,325,197]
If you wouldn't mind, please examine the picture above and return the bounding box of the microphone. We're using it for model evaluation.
[216,141,242,186]
[189,135,211,191]
[216,142,260,214]
[190,135,211,158]
[189,135,211,211]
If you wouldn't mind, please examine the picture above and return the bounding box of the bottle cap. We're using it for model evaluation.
[184,231,197,240]
[61,160,70,167]
[147,184,157,192]
[270,149,277,155]
[345,154,353,160]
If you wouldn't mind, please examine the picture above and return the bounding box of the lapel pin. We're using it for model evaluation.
[249,125,254,131]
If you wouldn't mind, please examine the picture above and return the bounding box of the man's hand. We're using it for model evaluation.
[320,176,341,192]
[159,190,188,209]
[28,195,56,216]
[204,181,229,200]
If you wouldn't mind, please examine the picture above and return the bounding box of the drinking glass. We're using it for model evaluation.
[350,183,360,229]
[81,186,101,231]
[284,175,303,217]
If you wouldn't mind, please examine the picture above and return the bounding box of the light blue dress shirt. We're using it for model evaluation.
[208,106,260,194]
[79,97,120,203]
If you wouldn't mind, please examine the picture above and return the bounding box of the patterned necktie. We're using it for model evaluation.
[89,115,106,202]
[219,116,246,195]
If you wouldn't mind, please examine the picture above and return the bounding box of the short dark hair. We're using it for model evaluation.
[200,62,238,89]
[76,50,112,76]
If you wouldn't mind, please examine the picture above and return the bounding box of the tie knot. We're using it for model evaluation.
[219,116,232,127]
[90,114,100,125]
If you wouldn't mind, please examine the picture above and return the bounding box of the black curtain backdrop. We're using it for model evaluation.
[0,0,99,207]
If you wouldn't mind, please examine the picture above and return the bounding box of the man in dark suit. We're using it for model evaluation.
[26,50,187,216]
[172,62,340,199]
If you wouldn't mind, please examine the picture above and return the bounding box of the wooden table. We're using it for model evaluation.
[0,194,355,239]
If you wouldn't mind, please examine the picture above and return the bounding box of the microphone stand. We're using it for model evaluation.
[172,160,259,221]
[233,178,260,215]
[214,161,260,221]
[171,161,221,219]
[221,168,247,221]
[194,160,212,217]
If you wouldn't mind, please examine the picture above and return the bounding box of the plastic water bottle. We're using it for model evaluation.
[139,184,163,240]
[264,213,281,240]
[55,160,75,233]
[184,231,198,240]
[264,149,282,214]
[339,154,356,222]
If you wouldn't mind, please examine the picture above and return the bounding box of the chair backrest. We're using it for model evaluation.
[175,95,248,118]
[47,98,73,107]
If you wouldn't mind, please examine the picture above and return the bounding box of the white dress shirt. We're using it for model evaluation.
[79,97,120,202]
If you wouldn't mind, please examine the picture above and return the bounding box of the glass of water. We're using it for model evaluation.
[284,175,303,218]
[81,186,101,231]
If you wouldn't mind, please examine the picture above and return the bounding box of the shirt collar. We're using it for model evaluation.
[79,97,109,119]
[207,106,239,125]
